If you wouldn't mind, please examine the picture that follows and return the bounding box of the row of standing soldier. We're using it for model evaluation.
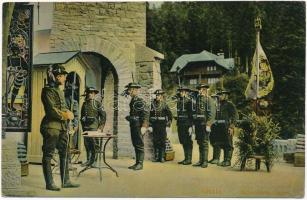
[175,85,239,167]
[123,82,238,170]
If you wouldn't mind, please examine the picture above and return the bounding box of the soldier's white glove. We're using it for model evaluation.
[148,127,153,133]
[166,127,171,134]
[206,125,211,133]
[141,127,147,136]
[188,127,193,136]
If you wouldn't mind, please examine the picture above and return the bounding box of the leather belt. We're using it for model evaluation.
[178,115,188,118]
[150,117,166,121]
[193,114,205,118]
[215,120,226,124]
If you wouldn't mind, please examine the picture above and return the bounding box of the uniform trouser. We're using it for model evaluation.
[41,128,71,186]
[214,123,234,161]
[194,121,209,163]
[130,120,144,164]
[177,121,193,160]
[152,121,167,158]
[83,128,99,162]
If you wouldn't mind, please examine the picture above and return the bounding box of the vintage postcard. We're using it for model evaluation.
[1,1,305,198]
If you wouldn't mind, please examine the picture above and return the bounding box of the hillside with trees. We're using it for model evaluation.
[146,1,305,139]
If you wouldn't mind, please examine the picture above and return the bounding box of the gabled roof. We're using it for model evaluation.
[33,51,80,66]
[170,50,234,73]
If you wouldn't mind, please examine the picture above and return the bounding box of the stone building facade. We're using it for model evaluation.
[28,2,164,161]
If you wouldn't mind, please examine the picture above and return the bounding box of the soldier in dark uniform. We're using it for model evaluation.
[214,90,238,167]
[209,89,221,164]
[192,84,215,168]
[149,89,173,163]
[80,87,106,166]
[40,64,80,191]
[176,86,194,165]
[125,83,149,170]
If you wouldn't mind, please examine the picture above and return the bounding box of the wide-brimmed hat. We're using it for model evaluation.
[126,82,142,89]
[51,64,68,76]
[154,89,165,95]
[177,86,190,92]
[196,84,209,90]
[217,90,230,95]
[82,87,99,96]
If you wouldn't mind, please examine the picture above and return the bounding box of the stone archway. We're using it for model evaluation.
[53,36,135,158]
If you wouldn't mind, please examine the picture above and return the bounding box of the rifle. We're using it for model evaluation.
[63,72,77,185]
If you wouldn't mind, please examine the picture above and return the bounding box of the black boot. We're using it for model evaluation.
[178,145,187,164]
[152,147,159,162]
[88,151,96,166]
[193,147,203,167]
[81,151,91,167]
[183,146,192,165]
[129,150,138,169]
[42,159,60,191]
[209,146,221,164]
[217,148,227,167]
[134,151,144,170]
[159,148,165,163]
[223,149,233,167]
[201,145,208,168]
[60,156,80,188]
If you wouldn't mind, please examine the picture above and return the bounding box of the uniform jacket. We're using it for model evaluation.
[193,94,216,125]
[81,99,106,130]
[149,99,173,126]
[176,96,193,125]
[217,100,238,128]
[40,85,69,131]
[129,95,149,127]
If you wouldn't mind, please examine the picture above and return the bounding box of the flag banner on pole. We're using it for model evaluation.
[245,40,274,100]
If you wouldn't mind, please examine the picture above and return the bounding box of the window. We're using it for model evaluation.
[190,79,198,85]
[208,77,220,84]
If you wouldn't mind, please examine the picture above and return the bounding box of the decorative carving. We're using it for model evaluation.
[2,4,33,132]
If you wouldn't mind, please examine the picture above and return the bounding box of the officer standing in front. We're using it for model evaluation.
[192,84,215,168]
[176,86,194,165]
[40,64,80,191]
[149,89,173,163]
[215,90,238,167]
[125,83,149,170]
[80,87,106,166]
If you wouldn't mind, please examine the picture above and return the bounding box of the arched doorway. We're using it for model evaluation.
[81,52,119,158]
[54,36,134,158]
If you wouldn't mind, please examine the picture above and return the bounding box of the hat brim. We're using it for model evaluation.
[196,86,209,90]
[128,86,141,89]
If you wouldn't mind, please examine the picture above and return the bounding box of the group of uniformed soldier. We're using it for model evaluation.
[123,82,238,170]
[40,64,238,191]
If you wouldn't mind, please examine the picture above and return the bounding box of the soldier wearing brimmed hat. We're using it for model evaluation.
[192,84,215,168]
[149,89,173,163]
[125,82,149,170]
[40,64,80,191]
[175,86,194,165]
[80,86,106,166]
[213,90,238,167]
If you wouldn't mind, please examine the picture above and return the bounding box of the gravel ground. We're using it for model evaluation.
[3,142,304,198]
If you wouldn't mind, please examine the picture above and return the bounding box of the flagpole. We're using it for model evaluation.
[255,16,262,115]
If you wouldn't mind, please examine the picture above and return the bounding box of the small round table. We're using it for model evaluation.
[77,133,119,182]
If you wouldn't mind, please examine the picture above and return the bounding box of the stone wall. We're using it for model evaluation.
[50,2,146,49]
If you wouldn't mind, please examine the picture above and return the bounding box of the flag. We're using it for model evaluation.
[245,39,274,100]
